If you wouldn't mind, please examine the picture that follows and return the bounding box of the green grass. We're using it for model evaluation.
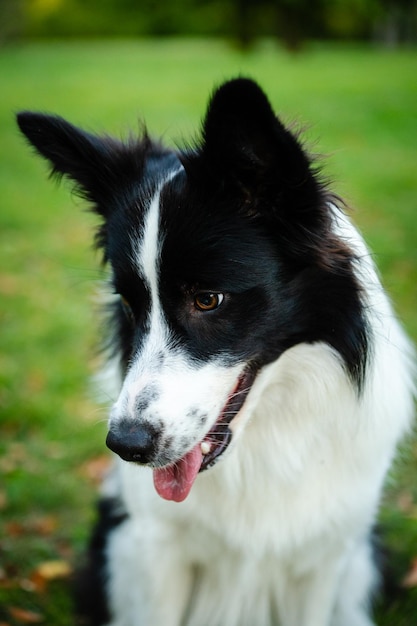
[0,39,416,625]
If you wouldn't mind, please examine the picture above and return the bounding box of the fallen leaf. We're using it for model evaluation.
[29,559,73,593]
[0,576,15,590]
[27,573,46,595]
[397,491,414,514]
[0,563,19,582]
[402,556,417,588]
[0,490,7,510]
[80,454,111,485]
[34,560,72,581]
[31,515,58,536]
[8,607,43,623]
[5,521,25,537]
[19,578,38,593]
[0,273,19,295]
[0,443,28,473]
[26,370,46,394]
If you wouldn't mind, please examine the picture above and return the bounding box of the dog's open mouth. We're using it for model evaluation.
[153,366,257,503]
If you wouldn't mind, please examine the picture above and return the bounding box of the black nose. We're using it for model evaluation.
[106,419,160,464]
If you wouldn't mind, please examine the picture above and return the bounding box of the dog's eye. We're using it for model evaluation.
[194,292,224,312]
[120,296,134,322]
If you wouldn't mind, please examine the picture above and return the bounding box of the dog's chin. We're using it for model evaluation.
[153,365,257,503]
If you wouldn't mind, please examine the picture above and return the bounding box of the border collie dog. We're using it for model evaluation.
[18,78,415,626]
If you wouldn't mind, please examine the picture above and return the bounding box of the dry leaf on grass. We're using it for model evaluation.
[34,560,72,580]
[5,516,58,538]
[0,490,7,510]
[31,516,58,536]
[402,556,417,588]
[8,607,44,623]
[5,521,26,537]
[80,454,111,485]
[29,560,72,593]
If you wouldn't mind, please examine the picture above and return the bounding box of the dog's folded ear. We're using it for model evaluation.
[16,112,149,216]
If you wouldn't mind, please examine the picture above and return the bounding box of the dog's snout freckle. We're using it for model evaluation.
[134,387,160,416]
[189,407,208,424]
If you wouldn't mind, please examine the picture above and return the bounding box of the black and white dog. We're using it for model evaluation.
[18,78,415,626]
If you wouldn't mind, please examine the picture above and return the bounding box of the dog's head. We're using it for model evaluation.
[17,78,367,501]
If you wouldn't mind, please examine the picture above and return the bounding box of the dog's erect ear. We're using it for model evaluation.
[202,78,315,183]
[201,77,288,175]
[182,78,327,237]
[16,112,147,216]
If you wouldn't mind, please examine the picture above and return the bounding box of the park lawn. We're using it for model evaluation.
[0,39,416,624]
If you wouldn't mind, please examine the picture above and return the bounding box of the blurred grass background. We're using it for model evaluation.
[0,37,416,624]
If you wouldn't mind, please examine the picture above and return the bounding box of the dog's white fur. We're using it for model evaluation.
[98,180,415,626]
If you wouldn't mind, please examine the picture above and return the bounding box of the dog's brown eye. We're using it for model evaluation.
[194,292,224,312]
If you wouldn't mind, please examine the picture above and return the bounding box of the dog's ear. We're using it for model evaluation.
[182,78,328,243]
[16,112,147,216]
[201,77,290,178]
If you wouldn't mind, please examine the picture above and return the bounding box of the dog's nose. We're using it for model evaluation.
[106,419,160,464]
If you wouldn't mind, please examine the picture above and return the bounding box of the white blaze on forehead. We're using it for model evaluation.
[138,188,163,309]
[136,168,183,312]
[119,172,178,416]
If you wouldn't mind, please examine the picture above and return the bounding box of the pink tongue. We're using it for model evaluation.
[153,444,203,502]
